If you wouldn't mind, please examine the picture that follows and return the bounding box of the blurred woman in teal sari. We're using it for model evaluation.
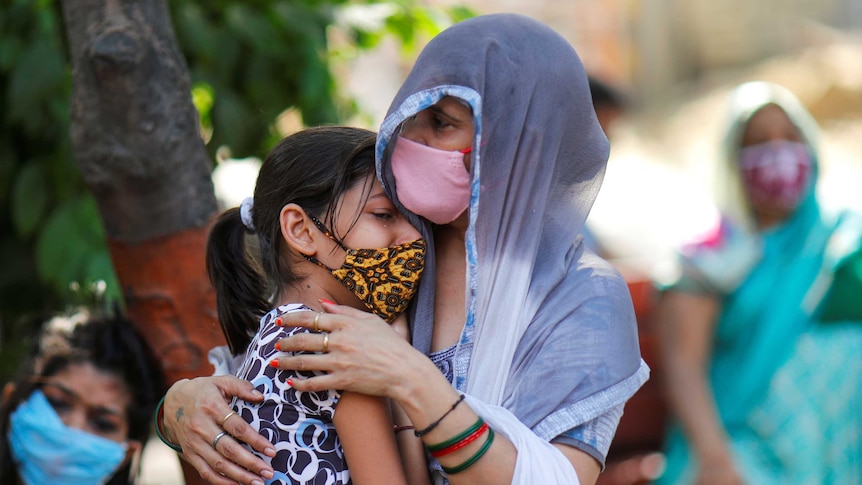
[654,81,862,485]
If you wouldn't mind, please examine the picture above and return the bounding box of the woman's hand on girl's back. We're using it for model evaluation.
[274,301,421,400]
[163,376,276,485]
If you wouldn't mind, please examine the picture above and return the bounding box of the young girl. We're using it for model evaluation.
[0,308,164,485]
[201,126,427,484]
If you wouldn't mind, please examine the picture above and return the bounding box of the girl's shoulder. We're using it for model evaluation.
[260,303,312,323]
[257,303,314,333]
[239,304,316,363]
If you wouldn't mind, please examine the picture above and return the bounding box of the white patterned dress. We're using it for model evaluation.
[231,304,349,485]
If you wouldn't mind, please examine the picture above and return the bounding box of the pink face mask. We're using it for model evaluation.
[739,140,813,212]
[390,136,472,224]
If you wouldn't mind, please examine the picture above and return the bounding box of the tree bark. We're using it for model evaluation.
[62,1,223,483]
[62,0,215,239]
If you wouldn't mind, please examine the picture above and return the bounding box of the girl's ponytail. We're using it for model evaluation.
[206,208,269,354]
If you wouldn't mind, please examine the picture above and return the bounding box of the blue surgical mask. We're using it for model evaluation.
[7,389,128,485]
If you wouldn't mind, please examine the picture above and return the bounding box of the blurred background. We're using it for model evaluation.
[1,1,860,483]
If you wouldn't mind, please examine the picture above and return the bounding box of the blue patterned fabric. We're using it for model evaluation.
[231,304,349,485]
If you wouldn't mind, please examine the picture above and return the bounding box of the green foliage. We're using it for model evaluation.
[169,0,474,160]
[34,195,120,298]
[0,0,474,381]
[348,2,475,55]
[0,0,76,379]
[169,0,348,158]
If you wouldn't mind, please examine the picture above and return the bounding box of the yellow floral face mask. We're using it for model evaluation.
[304,214,425,322]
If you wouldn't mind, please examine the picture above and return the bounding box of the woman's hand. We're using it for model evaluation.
[274,301,420,400]
[693,450,745,485]
[163,376,276,485]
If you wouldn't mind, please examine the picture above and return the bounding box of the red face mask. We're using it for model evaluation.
[738,140,813,212]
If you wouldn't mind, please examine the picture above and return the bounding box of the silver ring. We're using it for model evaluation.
[211,431,228,450]
[313,312,322,333]
[322,331,329,353]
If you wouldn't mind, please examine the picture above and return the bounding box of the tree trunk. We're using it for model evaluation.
[62,1,223,483]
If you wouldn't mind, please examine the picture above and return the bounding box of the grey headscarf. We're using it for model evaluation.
[377,14,647,441]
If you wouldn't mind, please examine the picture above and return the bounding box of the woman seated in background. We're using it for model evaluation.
[655,81,862,485]
[0,307,164,485]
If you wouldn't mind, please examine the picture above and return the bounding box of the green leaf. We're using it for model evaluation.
[34,195,105,294]
[211,89,256,157]
[11,161,50,238]
[80,252,122,305]
[7,36,68,136]
[0,35,23,71]
[224,4,283,56]
[75,195,109,248]
[173,3,219,63]
[36,209,87,294]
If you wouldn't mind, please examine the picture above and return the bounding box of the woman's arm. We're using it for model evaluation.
[275,302,599,484]
[161,376,276,485]
[332,391,409,485]
[553,443,601,485]
[654,290,743,485]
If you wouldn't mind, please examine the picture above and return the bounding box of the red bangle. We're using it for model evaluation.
[429,422,489,458]
[393,424,415,434]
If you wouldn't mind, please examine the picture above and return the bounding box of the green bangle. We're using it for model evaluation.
[426,417,484,452]
[441,427,495,475]
[154,395,183,453]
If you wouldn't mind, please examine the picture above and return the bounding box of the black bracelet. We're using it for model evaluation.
[414,394,466,438]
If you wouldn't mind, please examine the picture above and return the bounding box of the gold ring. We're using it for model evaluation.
[220,411,237,427]
[321,331,329,353]
[313,312,321,333]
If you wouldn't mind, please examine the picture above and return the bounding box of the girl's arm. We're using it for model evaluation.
[388,314,432,485]
[332,391,408,485]
[391,401,431,485]
[655,290,743,485]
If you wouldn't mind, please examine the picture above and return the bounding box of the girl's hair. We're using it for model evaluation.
[207,126,377,354]
[0,308,165,485]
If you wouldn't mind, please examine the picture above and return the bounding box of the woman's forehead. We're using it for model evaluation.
[42,362,130,415]
[742,104,800,142]
[425,96,472,117]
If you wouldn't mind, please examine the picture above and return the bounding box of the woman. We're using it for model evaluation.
[654,81,862,484]
[162,14,647,485]
[0,308,164,484]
